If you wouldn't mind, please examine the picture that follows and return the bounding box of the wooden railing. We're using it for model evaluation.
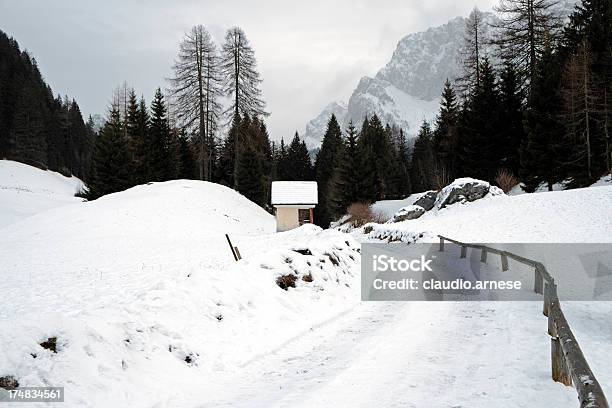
[438,235,609,408]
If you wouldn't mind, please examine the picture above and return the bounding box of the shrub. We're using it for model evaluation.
[495,169,519,193]
[346,203,384,227]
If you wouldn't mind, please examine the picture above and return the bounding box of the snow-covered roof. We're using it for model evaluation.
[271,181,318,205]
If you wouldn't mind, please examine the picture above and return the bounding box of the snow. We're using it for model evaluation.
[0,177,361,407]
[364,184,612,243]
[0,160,83,228]
[349,184,612,404]
[370,191,428,221]
[2,162,610,407]
[509,173,612,195]
[271,181,318,205]
[386,204,425,223]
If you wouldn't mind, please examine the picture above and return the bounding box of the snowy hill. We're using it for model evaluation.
[0,160,84,228]
[0,179,362,406]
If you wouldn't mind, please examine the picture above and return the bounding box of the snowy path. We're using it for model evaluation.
[192,301,575,408]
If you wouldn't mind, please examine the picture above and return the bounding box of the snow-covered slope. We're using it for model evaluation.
[363,185,612,243]
[0,160,84,228]
[0,180,361,407]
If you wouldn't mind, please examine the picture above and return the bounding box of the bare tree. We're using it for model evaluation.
[562,40,598,179]
[169,25,222,181]
[110,81,133,124]
[456,8,490,96]
[493,0,562,97]
[221,27,268,121]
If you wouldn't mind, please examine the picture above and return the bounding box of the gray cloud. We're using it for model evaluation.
[0,0,496,140]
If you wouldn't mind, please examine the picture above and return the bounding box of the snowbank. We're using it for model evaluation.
[0,160,84,228]
[509,173,612,195]
[370,191,428,221]
[361,185,612,243]
[0,180,361,406]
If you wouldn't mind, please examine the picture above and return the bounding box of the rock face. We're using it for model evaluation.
[302,2,581,149]
[389,205,426,223]
[301,12,499,148]
[413,190,438,211]
[435,178,501,209]
[302,101,348,149]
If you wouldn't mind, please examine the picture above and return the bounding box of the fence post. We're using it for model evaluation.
[439,237,444,252]
[460,245,467,258]
[551,336,572,386]
[480,249,488,263]
[534,266,544,294]
[501,253,509,271]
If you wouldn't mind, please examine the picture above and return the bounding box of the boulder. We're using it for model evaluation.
[436,178,497,209]
[389,205,426,223]
[413,190,438,211]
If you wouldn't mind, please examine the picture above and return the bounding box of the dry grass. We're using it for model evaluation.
[495,169,519,193]
[346,203,384,227]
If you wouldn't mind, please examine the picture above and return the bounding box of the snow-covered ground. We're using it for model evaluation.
[352,181,612,406]
[0,177,361,407]
[0,160,83,228]
[1,163,611,407]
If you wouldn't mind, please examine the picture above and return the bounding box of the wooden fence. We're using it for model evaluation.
[438,235,609,408]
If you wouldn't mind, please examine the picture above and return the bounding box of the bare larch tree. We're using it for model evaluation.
[169,25,221,181]
[493,0,562,97]
[457,7,489,96]
[221,27,268,121]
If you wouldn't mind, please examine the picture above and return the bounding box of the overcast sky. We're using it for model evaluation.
[0,0,496,140]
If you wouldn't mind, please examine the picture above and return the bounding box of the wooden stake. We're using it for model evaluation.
[225,234,239,262]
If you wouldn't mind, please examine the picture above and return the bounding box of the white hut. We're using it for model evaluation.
[271,181,318,232]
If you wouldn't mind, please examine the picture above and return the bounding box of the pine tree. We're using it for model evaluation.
[410,121,436,192]
[563,0,612,179]
[285,132,313,180]
[433,79,460,182]
[395,128,412,197]
[520,44,567,191]
[177,129,197,179]
[86,108,131,199]
[0,30,94,177]
[498,62,525,176]
[274,138,290,180]
[235,144,265,206]
[217,115,239,186]
[314,114,344,226]
[458,58,502,181]
[354,114,395,201]
[147,88,175,181]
